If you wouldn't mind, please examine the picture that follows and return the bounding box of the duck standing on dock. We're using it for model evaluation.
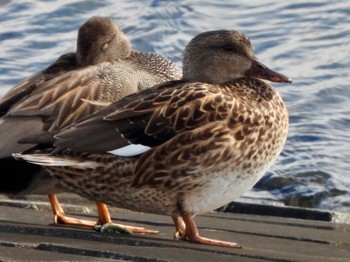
[15,29,291,248]
[0,16,181,232]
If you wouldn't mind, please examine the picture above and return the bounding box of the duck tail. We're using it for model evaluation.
[13,153,97,169]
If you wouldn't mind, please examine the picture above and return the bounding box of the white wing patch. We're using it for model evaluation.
[108,144,151,157]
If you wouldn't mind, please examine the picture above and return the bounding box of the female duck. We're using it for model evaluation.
[16,29,291,248]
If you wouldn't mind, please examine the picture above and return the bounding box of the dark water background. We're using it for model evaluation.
[1,0,349,213]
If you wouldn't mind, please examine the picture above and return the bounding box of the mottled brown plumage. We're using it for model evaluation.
[1,16,181,231]
[15,29,291,248]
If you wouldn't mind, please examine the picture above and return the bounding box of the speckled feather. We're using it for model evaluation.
[43,76,288,216]
[0,16,181,196]
[0,16,181,156]
[15,29,290,247]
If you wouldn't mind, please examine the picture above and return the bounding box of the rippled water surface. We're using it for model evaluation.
[1,0,350,212]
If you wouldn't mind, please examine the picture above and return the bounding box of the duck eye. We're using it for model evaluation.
[222,45,237,52]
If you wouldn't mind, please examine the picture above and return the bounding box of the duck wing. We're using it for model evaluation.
[0,53,76,117]
[54,80,234,153]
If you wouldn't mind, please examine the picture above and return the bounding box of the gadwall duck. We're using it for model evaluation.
[15,29,291,248]
[0,16,181,232]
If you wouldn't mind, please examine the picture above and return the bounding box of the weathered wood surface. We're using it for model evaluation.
[0,194,349,262]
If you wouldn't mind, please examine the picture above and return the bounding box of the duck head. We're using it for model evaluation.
[76,16,132,66]
[182,30,291,84]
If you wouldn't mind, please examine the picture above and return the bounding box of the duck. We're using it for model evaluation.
[0,15,181,233]
[14,29,291,248]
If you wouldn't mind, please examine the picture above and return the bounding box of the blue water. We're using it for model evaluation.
[1,0,350,213]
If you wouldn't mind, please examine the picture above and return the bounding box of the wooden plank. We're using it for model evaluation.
[0,196,349,262]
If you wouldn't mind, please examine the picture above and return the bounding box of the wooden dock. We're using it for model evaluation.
[0,194,349,261]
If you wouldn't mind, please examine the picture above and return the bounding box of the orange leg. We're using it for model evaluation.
[96,202,158,234]
[176,213,242,248]
[48,194,96,227]
[48,195,158,234]
[172,216,186,240]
